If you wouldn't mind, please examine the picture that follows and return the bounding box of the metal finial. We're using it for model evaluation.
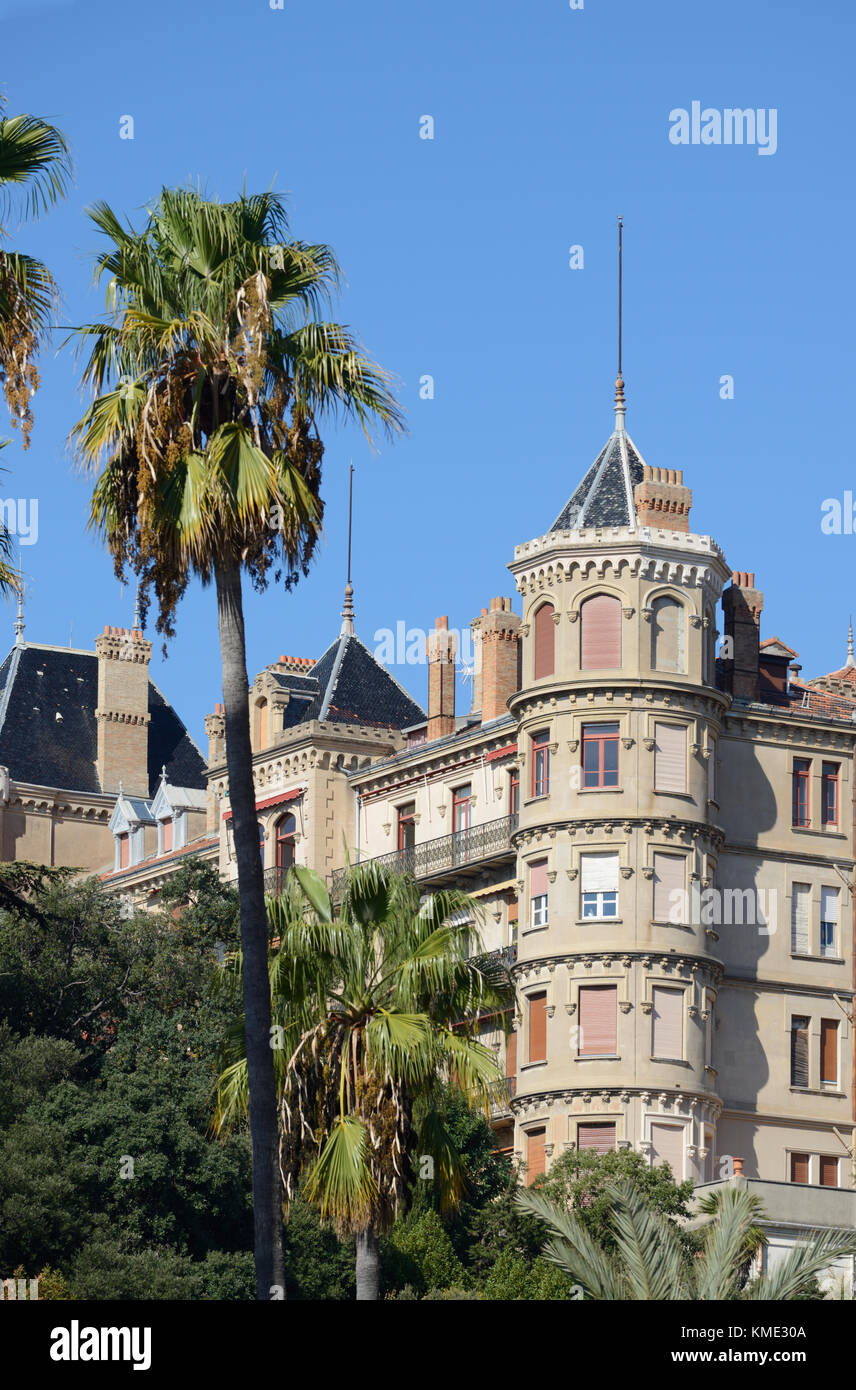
[13,585,24,646]
[133,583,141,631]
[847,617,855,669]
[161,764,168,783]
[340,465,355,637]
[614,215,626,433]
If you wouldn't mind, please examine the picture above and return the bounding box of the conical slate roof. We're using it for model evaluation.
[550,426,648,532]
[269,632,425,731]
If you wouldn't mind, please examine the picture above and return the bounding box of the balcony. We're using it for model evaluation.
[330,813,518,894]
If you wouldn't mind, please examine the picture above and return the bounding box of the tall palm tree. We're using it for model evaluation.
[0,96,71,449]
[215,862,513,1300]
[68,187,405,1299]
[519,1181,856,1300]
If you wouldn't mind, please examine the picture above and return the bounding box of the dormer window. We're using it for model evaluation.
[162,817,173,853]
[118,833,129,869]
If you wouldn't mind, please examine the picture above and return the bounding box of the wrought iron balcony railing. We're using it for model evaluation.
[329,813,518,895]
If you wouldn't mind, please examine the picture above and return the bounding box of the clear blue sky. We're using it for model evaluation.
[1,0,852,750]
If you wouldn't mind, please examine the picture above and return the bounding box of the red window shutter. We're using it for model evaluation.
[578,985,617,1055]
[119,834,129,869]
[654,723,687,794]
[653,853,686,921]
[819,1155,839,1188]
[505,1028,517,1082]
[650,1122,683,1179]
[529,859,548,898]
[821,1019,838,1085]
[578,1122,616,1154]
[534,603,555,680]
[652,986,684,1059]
[528,992,547,1063]
[790,1152,810,1184]
[526,1128,546,1184]
[162,819,173,853]
[580,594,621,670]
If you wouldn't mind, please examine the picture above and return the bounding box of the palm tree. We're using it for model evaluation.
[519,1180,856,1300]
[68,187,405,1299]
[0,96,71,449]
[215,862,513,1300]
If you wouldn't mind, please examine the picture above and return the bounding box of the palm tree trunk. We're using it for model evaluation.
[355,1230,380,1301]
[214,553,285,1300]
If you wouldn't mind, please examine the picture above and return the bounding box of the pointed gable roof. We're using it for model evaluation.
[302,633,425,729]
[550,426,649,533]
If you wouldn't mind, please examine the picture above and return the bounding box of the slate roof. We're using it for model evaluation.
[0,642,207,795]
[297,634,425,729]
[550,428,648,532]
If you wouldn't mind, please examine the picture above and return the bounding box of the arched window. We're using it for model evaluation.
[580,594,621,670]
[254,698,268,749]
[275,813,296,892]
[651,596,685,672]
[533,602,555,680]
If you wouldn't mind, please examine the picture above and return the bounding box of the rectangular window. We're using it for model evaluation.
[707,741,717,803]
[654,722,688,794]
[452,785,471,834]
[653,852,686,922]
[580,851,619,919]
[790,1016,809,1088]
[577,1123,616,1155]
[820,886,839,958]
[821,762,839,827]
[820,1018,838,1086]
[531,732,550,798]
[652,986,684,1060]
[119,833,129,869]
[162,818,173,854]
[582,723,619,789]
[529,860,548,928]
[578,985,617,1056]
[505,1028,517,1094]
[397,802,416,853]
[526,1127,546,1184]
[819,1155,839,1188]
[790,1152,810,1184]
[649,1122,683,1180]
[791,883,811,956]
[792,759,810,827]
[509,768,520,816]
[527,992,547,1063]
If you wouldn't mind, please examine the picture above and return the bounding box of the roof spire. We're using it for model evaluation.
[340,463,355,637]
[847,616,855,669]
[614,215,626,433]
[14,584,24,646]
[133,582,141,631]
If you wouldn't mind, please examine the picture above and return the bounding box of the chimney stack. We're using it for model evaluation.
[634,466,692,532]
[722,572,763,701]
[95,626,152,796]
[426,617,457,741]
[479,597,521,723]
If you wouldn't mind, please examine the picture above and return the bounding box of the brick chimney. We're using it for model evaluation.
[722,572,764,701]
[95,626,152,796]
[633,466,692,532]
[478,597,521,723]
[426,617,457,741]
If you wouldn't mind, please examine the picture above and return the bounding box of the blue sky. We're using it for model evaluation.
[1,0,852,748]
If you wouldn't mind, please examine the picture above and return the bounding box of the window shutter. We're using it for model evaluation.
[707,742,716,801]
[651,597,684,672]
[578,985,617,1055]
[119,834,129,869]
[529,860,548,898]
[505,1029,517,1082]
[791,1017,809,1088]
[652,986,684,1059]
[821,1018,838,1085]
[791,884,810,955]
[649,1122,683,1179]
[162,819,173,853]
[819,1156,839,1188]
[578,1123,616,1154]
[526,1128,546,1184]
[580,594,621,669]
[528,992,547,1063]
[654,723,687,793]
[821,886,839,925]
[653,852,686,921]
[534,603,555,680]
[580,852,619,894]
[790,1152,810,1184]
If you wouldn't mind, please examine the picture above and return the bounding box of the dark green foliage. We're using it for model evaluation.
[538,1146,695,1255]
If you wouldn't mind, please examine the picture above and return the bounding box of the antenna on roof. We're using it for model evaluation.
[614,215,626,434]
[340,462,355,637]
